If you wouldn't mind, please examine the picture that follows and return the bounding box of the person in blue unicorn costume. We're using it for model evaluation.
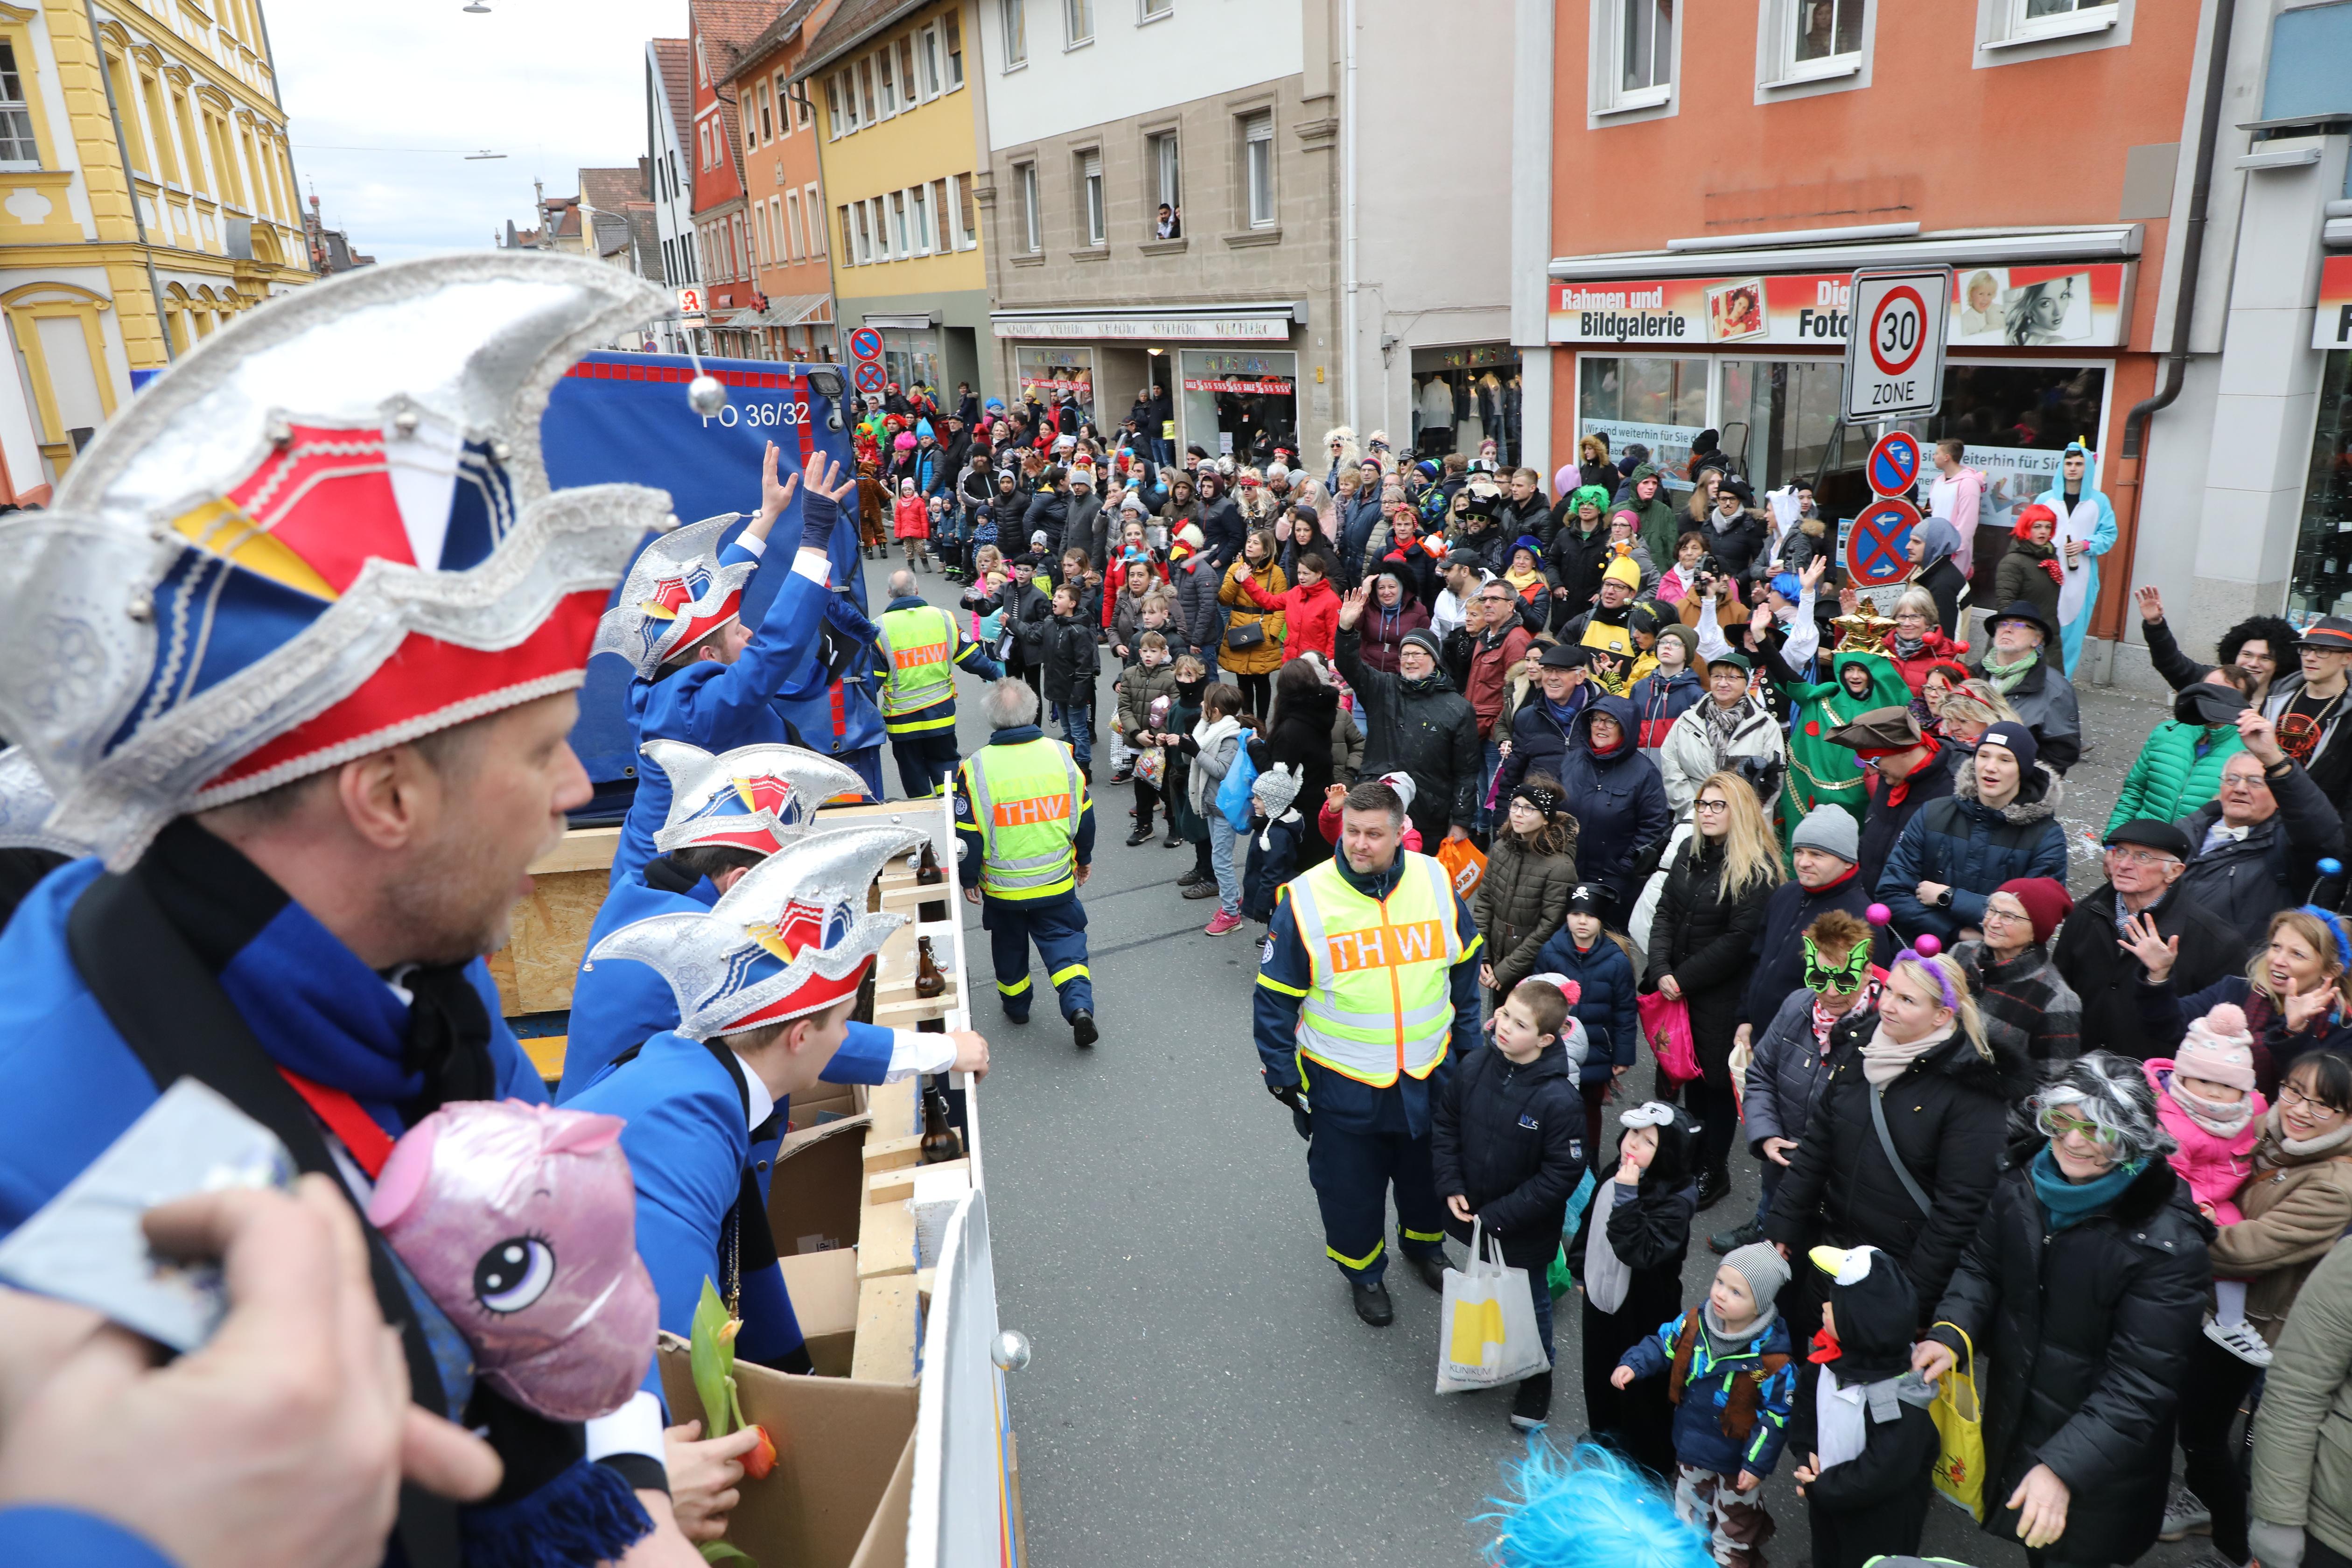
[571,824,977,1410]
[0,254,728,1566]
[1479,1440,1717,1568]
[2033,440,2116,678]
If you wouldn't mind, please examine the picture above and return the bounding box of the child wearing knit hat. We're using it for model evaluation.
[1612,1240,1798,1566]
[2144,1002,2271,1365]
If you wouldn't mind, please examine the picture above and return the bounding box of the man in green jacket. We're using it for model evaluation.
[2104,670,2253,834]
[1622,464,1681,572]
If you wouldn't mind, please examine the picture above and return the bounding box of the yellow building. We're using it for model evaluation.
[794,0,986,396]
[0,0,309,500]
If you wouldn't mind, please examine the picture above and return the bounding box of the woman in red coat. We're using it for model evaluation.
[1876,585,1970,695]
[1236,547,1343,664]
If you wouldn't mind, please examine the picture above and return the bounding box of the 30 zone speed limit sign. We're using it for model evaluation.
[1843,268,1950,421]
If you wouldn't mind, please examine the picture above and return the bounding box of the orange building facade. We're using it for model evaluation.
[1533,0,2207,654]
[727,0,840,360]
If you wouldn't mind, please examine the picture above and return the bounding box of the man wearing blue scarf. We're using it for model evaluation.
[0,257,727,1567]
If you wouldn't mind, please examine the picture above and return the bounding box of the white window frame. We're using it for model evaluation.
[897,37,919,106]
[877,48,898,116]
[824,76,843,137]
[805,184,825,253]
[752,203,769,266]
[1017,161,1040,252]
[1593,0,1676,116]
[854,203,872,265]
[775,73,793,137]
[1079,149,1104,245]
[1760,0,1866,88]
[1065,0,1093,48]
[2001,0,2120,46]
[839,204,854,263]
[917,25,942,98]
[1242,112,1274,229]
[910,182,932,254]
[947,172,974,249]
[1149,129,1180,217]
[1002,0,1028,67]
[857,58,877,122]
[1139,0,1173,21]
[945,10,966,86]
[785,189,804,258]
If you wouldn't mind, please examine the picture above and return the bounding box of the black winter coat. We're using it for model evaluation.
[1913,555,1970,644]
[1198,493,1246,571]
[1739,869,1875,1030]
[1039,613,1099,706]
[1926,1154,2211,1566]
[1646,835,1778,1057]
[1265,685,1339,822]
[1168,557,1223,660]
[1764,1018,2009,1326]
[2051,881,2249,1059]
[1432,1042,1590,1267]
[1546,520,1615,635]
[2177,757,2345,947]
[1557,695,1673,909]
[1701,509,1771,582]
[1334,625,1479,844]
[1023,489,1070,556]
[1495,688,1583,801]
[1855,744,1960,896]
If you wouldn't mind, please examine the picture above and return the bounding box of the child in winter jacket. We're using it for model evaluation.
[1240,758,1306,924]
[1570,1101,1702,1480]
[893,478,931,572]
[1613,1240,1797,1567]
[1787,1246,1939,1568]
[1532,884,1644,1168]
[1113,632,1180,842]
[2145,1004,2270,1363]
[1431,977,1591,1432]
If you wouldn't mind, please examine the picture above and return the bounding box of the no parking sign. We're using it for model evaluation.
[1845,497,1920,587]
[848,326,883,362]
[1867,430,1921,497]
[854,361,888,396]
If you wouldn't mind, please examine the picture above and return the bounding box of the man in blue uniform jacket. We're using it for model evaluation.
[0,254,716,1565]
[1253,777,1483,1327]
[572,825,988,1397]
[598,444,876,888]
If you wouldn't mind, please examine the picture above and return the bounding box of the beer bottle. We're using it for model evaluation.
[914,935,946,999]
[916,840,944,885]
[921,1080,962,1163]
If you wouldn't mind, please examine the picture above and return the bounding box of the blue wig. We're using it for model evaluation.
[1477,1440,1714,1568]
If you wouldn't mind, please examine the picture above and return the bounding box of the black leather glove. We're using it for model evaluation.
[1269,1081,1311,1141]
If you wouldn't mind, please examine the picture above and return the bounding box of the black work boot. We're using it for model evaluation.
[1351,1277,1394,1327]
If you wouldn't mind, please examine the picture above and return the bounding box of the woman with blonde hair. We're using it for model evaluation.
[1645,772,1785,1206]
[1763,941,2009,1355]
[1322,425,1361,489]
[2135,905,2352,1096]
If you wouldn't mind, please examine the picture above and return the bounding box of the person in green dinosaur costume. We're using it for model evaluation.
[1778,645,1912,843]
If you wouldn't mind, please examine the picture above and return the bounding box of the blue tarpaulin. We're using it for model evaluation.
[539,351,859,791]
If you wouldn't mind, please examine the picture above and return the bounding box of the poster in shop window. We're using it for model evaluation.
[1547,264,2131,348]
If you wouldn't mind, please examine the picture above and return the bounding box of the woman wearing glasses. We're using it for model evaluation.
[1950,877,2083,1099]
[1915,1055,2208,1568]
[2128,905,2352,1099]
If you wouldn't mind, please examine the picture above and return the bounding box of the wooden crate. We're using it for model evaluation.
[491,826,621,1018]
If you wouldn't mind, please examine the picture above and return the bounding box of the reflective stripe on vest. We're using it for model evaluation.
[966,737,1081,900]
[880,604,958,718]
[1286,852,1461,1087]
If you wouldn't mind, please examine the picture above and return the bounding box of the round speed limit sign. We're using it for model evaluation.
[1842,269,1949,421]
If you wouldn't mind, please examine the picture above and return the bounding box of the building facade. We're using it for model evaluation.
[0,0,311,501]
[975,0,1329,461]
[797,0,988,397]
[646,35,698,353]
[1524,0,2207,674]
[727,0,839,361]
[687,0,780,361]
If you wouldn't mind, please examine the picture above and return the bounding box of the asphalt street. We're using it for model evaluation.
[862,556,2188,1567]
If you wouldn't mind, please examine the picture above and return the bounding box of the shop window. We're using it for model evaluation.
[1002,0,1028,67]
[1818,361,2108,533]
[1716,360,1842,494]
[1577,355,1708,488]
[946,10,966,85]
[1018,347,1095,424]
[1079,150,1104,246]
[1242,112,1274,229]
[2292,352,2352,623]
[1180,349,1298,463]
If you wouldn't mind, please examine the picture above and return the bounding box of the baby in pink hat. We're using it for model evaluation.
[2145,1002,2271,1364]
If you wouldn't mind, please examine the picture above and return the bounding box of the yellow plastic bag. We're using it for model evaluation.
[1929,1321,1986,1521]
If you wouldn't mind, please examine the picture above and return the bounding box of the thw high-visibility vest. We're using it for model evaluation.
[965,736,1082,901]
[878,604,959,729]
[1285,852,1462,1087]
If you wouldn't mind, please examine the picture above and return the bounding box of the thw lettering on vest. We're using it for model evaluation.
[1324,919,1445,974]
[992,792,1071,827]
[894,640,949,671]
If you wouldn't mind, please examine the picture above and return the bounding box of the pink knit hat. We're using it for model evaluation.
[2178,1003,2257,1091]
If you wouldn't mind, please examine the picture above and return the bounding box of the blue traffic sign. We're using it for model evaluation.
[1867,430,1922,497]
[847,327,883,362]
[1846,497,1920,586]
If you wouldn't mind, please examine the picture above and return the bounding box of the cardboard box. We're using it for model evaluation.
[777,1246,861,1378]
[768,1113,870,1259]
[848,1275,921,1384]
[656,1335,917,1568]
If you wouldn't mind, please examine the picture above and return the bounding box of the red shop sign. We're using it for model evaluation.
[1183,377,1295,395]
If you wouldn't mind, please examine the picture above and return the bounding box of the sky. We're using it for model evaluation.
[267,0,682,262]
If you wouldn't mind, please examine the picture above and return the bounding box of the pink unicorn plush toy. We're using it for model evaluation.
[368,1099,657,1422]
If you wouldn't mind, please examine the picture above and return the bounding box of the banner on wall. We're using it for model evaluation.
[1548,263,2133,349]
[1951,442,2094,535]
[1183,377,1294,395]
[2317,255,2352,350]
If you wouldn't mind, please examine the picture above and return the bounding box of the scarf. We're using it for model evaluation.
[1704,1300,1780,1350]
[1862,1019,1953,1086]
[2168,1071,2255,1140]
[1893,632,1927,661]
[1981,649,2038,695]
[1505,566,1543,597]
[1881,733,1940,807]
[1705,697,1748,770]
[1189,713,1243,813]
[2030,1145,2144,1230]
[1813,984,1878,1053]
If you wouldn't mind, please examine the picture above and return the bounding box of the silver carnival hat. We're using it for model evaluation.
[588,511,753,678]
[0,747,82,854]
[644,739,870,856]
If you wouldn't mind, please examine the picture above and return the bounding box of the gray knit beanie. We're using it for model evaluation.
[1792,805,1859,865]
[1722,1240,1792,1309]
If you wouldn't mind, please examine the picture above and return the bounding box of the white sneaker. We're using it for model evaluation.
[2205,1313,2275,1367]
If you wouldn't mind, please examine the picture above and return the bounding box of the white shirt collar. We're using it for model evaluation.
[742,1064,776,1134]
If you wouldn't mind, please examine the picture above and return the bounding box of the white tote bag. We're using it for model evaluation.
[1435,1218,1551,1394]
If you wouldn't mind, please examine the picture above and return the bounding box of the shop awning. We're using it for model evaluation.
[989,301,1308,343]
[715,308,766,329]
[863,311,938,330]
[1548,225,2141,282]
[760,293,832,326]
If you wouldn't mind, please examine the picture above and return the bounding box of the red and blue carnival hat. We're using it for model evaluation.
[588,512,754,679]
[589,823,928,1036]
[0,254,677,866]
[643,739,870,856]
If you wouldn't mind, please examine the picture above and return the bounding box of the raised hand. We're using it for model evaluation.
[801,451,860,504]
[2240,709,2286,766]
[2135,585,2164,623]
[1801,553,1829,591]
[1337,582,1370,630]
[2116,913,2178,985]
[2284,981,2335,1035]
